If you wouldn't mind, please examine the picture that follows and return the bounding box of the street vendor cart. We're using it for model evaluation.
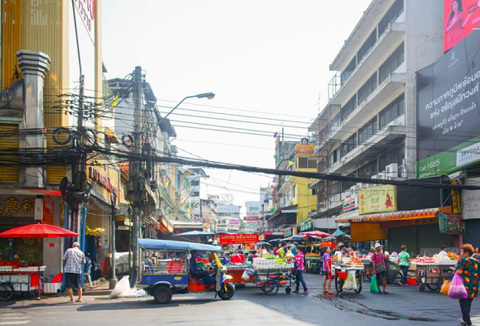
[0,265,45,300]
[252,257,294,295]
[413,260,456,292]
[332,256,364,294]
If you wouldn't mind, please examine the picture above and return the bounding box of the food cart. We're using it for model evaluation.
[332,256,364,294]
[305,253,322,273]
[0,265,45,301]
[251,257,294,295]
[412,256,457,292]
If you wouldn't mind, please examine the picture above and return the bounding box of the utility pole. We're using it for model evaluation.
[129,66,144,288]
[109,192,117,289]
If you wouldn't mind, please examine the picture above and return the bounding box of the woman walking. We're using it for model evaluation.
[397,245,410,286]
[455,244,479,326]
[373,243,388,294]
[293,247,308,294]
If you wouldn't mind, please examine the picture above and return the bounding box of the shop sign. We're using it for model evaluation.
[358,185,397,215]
[284,228,292,237]
[343,197,357,212]
[74,0,95,34]
[229,219,239,225]
[89,167,119,197]
[438,213,462,234]
[42,197,54,225]
[295,141,314,157]
[300,221,312,232]
[219,233,258,245]
[244,215,259,221]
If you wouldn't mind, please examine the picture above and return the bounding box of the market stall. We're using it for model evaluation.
[0,264,45,300]
[332,256,364,294]
[412,252,457,292]
[305,253,322,273]
[251,256,294,295]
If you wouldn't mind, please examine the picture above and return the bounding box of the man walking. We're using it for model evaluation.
[62,241,86,302]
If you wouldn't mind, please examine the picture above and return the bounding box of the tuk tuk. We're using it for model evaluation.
[138,238,235,304]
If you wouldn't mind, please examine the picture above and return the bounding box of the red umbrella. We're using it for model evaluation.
[0,223,79,300]
[0,223,79,238]
[299,230,332,238]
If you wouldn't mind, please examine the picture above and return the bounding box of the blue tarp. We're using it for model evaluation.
[138,238,222,251]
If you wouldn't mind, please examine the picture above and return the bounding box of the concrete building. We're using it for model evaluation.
[309,0,444,231]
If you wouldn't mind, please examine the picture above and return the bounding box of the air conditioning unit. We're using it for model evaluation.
[385,163,399,178]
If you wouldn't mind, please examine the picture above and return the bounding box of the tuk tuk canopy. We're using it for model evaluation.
[138,238,222,251]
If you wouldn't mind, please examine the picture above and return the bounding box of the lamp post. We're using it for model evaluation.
[163,92,215,120]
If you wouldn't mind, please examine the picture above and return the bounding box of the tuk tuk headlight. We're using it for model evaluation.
[220,266,227,273]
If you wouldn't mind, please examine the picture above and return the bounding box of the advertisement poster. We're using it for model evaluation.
[438,213,462,234]
[358,185,397,215]
[444,0,480,52]
[417,30,480,178]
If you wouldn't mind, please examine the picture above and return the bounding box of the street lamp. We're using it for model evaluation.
[163,92,215,120]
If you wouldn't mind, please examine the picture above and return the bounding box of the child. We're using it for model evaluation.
[322,246,333,294]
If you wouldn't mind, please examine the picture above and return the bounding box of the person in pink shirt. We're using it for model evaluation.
[293,247,308,294]
[322,246,333,294]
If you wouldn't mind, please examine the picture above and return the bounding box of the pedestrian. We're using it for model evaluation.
[62,241,86,302]
[397,245,410,286]
[373,243,388,294]
[439,245,448,256]
[276,242,287,258]
[293,247,308,294]
[84,253,93,288]
[455,243,479,326]
[473,247,480,260]
[322,246,333,294]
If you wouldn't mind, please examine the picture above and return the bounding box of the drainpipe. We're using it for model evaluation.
[16,50,51,188]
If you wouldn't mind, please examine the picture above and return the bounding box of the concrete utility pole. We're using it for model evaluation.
[129,66,144,288]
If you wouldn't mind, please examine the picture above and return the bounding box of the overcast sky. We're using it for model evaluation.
[102,0,372,213]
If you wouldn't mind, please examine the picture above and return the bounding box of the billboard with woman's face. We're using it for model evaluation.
[444,0,480,52]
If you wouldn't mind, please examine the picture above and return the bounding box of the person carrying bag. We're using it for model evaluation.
[373,243,388,294]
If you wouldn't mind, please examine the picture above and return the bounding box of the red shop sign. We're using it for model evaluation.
[219,233,258,245]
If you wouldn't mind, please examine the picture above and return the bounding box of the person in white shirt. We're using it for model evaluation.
[439,245,448,256]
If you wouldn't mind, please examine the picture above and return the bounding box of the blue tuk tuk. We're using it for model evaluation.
[138,238,235,304]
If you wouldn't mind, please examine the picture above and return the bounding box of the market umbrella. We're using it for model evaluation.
[0,223,80,299]
[299,230,332,238]
[332,228,346,237]
[256,241,271,246]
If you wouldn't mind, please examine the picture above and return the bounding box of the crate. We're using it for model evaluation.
[407,278,418,285]
[44,283,62,294]
[166,260,185,273]
[337,271,347,280]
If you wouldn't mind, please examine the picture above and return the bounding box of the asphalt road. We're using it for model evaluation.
[1,273,479,326]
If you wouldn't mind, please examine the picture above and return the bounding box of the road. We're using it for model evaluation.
[1,273,478,325]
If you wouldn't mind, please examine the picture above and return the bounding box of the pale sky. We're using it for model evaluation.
[102,0,372,213]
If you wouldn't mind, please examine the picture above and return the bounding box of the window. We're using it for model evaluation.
[358,117,378,145]
[298,157,317,168]
[191,179,200,186]
[341,134,357,156]
[358,72,377,105]
[330,148,339,165]
[341,96,356,122]
[328,182,341,197]
[358,30,377,63]
[358,160,377,178]
[379,0,404,37]
[379,42,404,83]
[329,113,342,136]
[341,57,357,85]
[379,94,405,129]
[379,146,404,172]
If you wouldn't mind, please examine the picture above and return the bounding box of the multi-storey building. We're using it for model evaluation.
[309,0,457,253]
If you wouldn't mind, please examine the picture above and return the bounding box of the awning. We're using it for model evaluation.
[335,207,441,223]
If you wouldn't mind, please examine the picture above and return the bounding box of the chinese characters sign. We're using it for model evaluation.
[358,185,397,215]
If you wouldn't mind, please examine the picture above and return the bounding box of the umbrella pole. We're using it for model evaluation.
[37,238,41,300]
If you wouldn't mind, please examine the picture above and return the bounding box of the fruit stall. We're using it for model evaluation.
[332,255,364,294]
[412,252,458,292]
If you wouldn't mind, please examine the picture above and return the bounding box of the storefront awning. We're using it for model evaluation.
[335,207,441,223]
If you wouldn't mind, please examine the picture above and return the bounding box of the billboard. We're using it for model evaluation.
[444,0,480,52]
[358,185,397,215]
[219,234,258,245]
[417,30,480,178]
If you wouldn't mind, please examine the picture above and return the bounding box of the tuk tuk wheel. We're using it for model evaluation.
[153,286,172,304]
[218,283,235,300]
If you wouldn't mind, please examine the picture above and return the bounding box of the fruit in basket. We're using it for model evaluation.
[447,252,458,260]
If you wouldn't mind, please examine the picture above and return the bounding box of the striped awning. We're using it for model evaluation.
[335,207,441,223]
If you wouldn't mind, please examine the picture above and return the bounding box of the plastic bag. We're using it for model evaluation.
[241,270,250,281]
[343,270,357,290]
[370,275,380,293]
[51,272,63,283]
[440,279,451,296]
[448,274,468,299]
[108,275,131,299]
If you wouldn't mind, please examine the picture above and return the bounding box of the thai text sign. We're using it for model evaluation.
[358,185,397,215]
[244,215,259,221]
[219,233,258,245]
[295,144,315,157]
[229,219,239,225]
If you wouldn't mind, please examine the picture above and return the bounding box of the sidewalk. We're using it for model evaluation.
[82,278,113,296]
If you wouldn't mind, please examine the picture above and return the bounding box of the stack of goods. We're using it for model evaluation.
[252,257,294,270]
[447,252,458,261]
[347,257,363,266]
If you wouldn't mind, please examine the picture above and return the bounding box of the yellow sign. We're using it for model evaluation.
[358,185,397,215]
[295,144,315,157]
